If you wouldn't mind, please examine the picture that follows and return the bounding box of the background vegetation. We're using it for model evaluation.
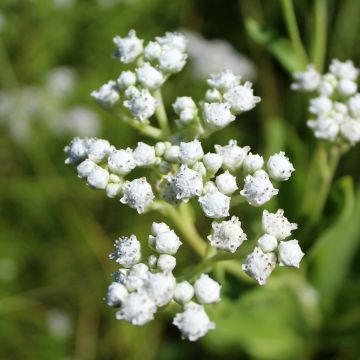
[0,0,359,359]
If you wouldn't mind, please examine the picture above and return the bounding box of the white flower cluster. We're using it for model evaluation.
[106,222,220,341]
[242,209,303,285]
[292,60,360,145]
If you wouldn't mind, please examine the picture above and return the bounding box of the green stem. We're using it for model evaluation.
[311,0,327,72]
[281,0,308,69]
[120,113,164,140]
[153,88,171,137]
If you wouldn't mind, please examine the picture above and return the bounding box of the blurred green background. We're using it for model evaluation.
[1,0,360,359]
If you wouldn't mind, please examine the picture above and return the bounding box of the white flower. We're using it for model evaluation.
[223,82,260,114]
[173,281,194,304]
[143,272,176,307]
[113,30,143,64]
[156,32,187,52]
[117,70,137,90]
[110,235,141,268]
[173,96,198,125]
[204,102,235,128]
[309,96,333,116]
[307,117,339,141]
[159,179,181,205]
[157,254,176,273]
[106,282,128,307]
[133,142,156,166]
[243,153,264,173]
[207,70,241,91]
[168,165,203,202]
[106,182,123,198]
[240,170,279,207]
[155,142,166,156]
[329,59,358,80]
[116,290,157,326]
[242,247,277,285]
[348,94,360,117]
[159,48,187,74]
[64,137,88,164]
[108,148,136,175]
[193,274,221,304]
[192,162,207,178]
[173,302,215,341]
[87,138,112,163]
[262,209,297,240]
[120,178,154,213]
[337,78,357,97]
[340,119,360,145]
[215,140,250,173]
[124,85,140,99]
[198,182,230,218]
[136,62,165,90]
[113,269,129,284]
[291,65,321,91]
[318,73,337,96]
[91,80,119,108]
[151,222,171,236]
[179,140,204,166]
[164,145,180,162]
[208,216,247,253]
[124,89,158,122]
[148,229,182,255]
[257,234,278,253]
[144,41,162,61]
[87,166,109,190]
[205,88,222,102]
[202,152,223,175]
[130,263,150,280]
[278,240,304,268]
[77,159,97,179]
[215,170,238,195]
[267,151,295,181]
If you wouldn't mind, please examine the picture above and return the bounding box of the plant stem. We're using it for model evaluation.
[311,0,327,72]
[281,0,308,69]
[121,114,164,140]
[153,88,171,137]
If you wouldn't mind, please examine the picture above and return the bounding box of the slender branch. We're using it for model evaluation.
[311,0,327,72]
[153,88,171,137]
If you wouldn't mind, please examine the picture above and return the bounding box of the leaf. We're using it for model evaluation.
[245,18,301,73]
[309,176,360,312]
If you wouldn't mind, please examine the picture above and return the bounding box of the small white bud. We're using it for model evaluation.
[159,48,187,74]
[136,62,165,90]
[87,138,112,163]
[143,272,176,307]
[223,82,260,114]
[117,70,136,90]
[108,148,136,176]
[192,161,207,178]
[208,216,247,253]
[120,178,155,213]
[257,234,278,253]
[113,30,143,64]
[340,119,360,145]
[148,229,182,255]
[91,80,119,108]
[77,159,97,179]
[164,145,180,162]
[278,240,304,268]
[156,32,187,52]
[337,78,357,97]
[215,170,238,195]
[198,182,230,218]
[262,209,297,240]
[179,139,204,166]
[329,59,358,80]
[215,140,250,173]
[242,247,277,285]
[64,137,88,164]
[307,117,339,141]
[348,93,360,117]
[124,89,158,122]
[205,88,222,102]
[173,302,215,341]
[207,70,240,91]
[133,142,156,166]
[240,169,279,207]
[144,41,162,61]
[110,235,141,268]
[157,254,176,272]
[194,274,221,304]
[173,96,198,125]
[291,65,321,91]
[124,85,140,99]
[106,282,128,307]
[173,281,194,304]
[267,151,295,181]
[203,152,223,175]
[106,182,123,198]
[243,153,264,173]
[148,255,158,268]
[155,142,166,156]
[318,73,337,96]
[204,102,235,128]
[309,96,333,116]
[87,166,109,190]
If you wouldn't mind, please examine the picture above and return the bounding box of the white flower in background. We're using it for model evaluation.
[329,59,358,80]
[278,240,304,268]
[124,89,158,122]
[207,69,241,91]
[223,82,261,114]
[340,119,360,145]
[110,235,141,268]
[240,170,279,207]
[173,302,215,341]
[307,117,340,141]
[318,73,337,96]
[291,64,321,91]
[173,281,194,304]
[169,165,203,202]
[202,152,223,175]
[106,282,129,307]
[262,209,297,240]
[179,139,204,166]
[136,62,165,90]
[204,102,235,128]
[243,153,264,173]
[117,70,137,90]
[87,165,109,189]
[133,142,156,167]
[113,30,143,64]
[267,151,295,181]
[46,67,75,95]
[257,234,278,253]
[215,170,238,195]
[194,274,221,304]
[215,140,250,173]
[242,247,277,285]
[309,96,333,116]
[198,182,230,218]
[120,178,154,213]
[148,228,182,255]
[65,107,100,137]
[91,80,119,108]
[208,216,247,253]
[337,78,357,96]
[348,94,360,117]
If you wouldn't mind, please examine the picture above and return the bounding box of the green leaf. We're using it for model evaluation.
[245,18,301,73]
[309,176,360,312]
